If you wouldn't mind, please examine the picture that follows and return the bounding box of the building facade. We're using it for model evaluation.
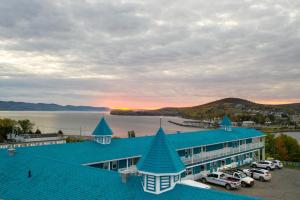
[0,116,264,200]
[86,117,265,181]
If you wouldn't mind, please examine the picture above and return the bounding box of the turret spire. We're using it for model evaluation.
[221,115,232,131]
[92,117,113,144]
[137,128,185,194]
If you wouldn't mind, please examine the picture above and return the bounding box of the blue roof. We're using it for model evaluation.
[137,128,185,174]
[221,115,232,127]
[0,150,261,200]
[92,117,113,136]
[15,128,265,165]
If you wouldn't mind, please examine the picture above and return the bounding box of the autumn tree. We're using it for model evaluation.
[0,118,17,142]
[274,136,289,161]
[18,119,34,134]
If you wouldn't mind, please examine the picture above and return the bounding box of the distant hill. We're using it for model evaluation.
[0,101,109,111]
[111,98,300,119]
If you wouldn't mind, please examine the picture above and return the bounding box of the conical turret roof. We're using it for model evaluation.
[92,117,113,136]
[137,128,185,174]
[221,115,232,127]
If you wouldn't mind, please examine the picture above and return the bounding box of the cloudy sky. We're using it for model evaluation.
[0,0,300,109]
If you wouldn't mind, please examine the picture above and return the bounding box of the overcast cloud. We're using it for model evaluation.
[0,0,300,108]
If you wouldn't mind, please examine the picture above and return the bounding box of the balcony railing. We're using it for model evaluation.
[180,142,264,164]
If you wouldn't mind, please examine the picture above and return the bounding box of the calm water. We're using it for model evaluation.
[0,111,200,137]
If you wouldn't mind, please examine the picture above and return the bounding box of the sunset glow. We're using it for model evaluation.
[0,0,299,108]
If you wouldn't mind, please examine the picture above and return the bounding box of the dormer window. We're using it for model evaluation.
[136,128,185,194]
[92,117,113,145]
[221,115,232,131]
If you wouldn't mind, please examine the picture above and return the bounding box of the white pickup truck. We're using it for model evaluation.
[223,170,255,187]
[201,172,241,190]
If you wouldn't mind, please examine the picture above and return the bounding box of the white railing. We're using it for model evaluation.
[181,142,264,164]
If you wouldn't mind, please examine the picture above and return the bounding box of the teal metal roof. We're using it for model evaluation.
[137,128,185,174]
[92,117,113,136]
[15,128,265,165]
[221,115,232,127]
[0,150,261,200]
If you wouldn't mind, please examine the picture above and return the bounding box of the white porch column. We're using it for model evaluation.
[191,148,194,163]
[262,147,265,160]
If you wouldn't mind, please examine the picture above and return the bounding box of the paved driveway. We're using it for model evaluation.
[206,168,300,200]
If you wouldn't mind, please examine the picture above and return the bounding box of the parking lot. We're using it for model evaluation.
[204,168,300,200]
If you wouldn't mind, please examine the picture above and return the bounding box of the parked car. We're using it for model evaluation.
[251,160,275,170]
[269,159,283,169]
[242,168,272,181]
[201,172,241,190]
[223,170,255,187]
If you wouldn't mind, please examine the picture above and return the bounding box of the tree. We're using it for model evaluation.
[18,119,34,134]
[274,136,288,161]
[280,134,300,162]
[58,130,63,135]
[35,129,42,134]
[265,133,276,158]
[265,133,300,162]
[0,118,17,142]
[128,130,136,138]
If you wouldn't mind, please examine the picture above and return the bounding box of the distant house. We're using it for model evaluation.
[265,120,272,126]
[291,115,300,124]
[231,122,239,127]
[2,133,66,148]
[242,121,256,127]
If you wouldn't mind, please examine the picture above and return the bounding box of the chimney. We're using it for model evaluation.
[8,146,16,156]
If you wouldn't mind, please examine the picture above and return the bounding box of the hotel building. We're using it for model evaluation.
[0,116,264,200]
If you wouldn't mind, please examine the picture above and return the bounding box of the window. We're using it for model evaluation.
[174,175,179,182]
[200,165,205,171]
[194,147,201,154]
[185,150,188,156]
[111,161,117,170]
[103,162,109,169]
[186,168,192,175]
[160,176,171,190]
[221,160,225,166]
[212,174,218,178]
[146,175,156,192]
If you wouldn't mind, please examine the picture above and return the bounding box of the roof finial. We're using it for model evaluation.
[160,117,162,128]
